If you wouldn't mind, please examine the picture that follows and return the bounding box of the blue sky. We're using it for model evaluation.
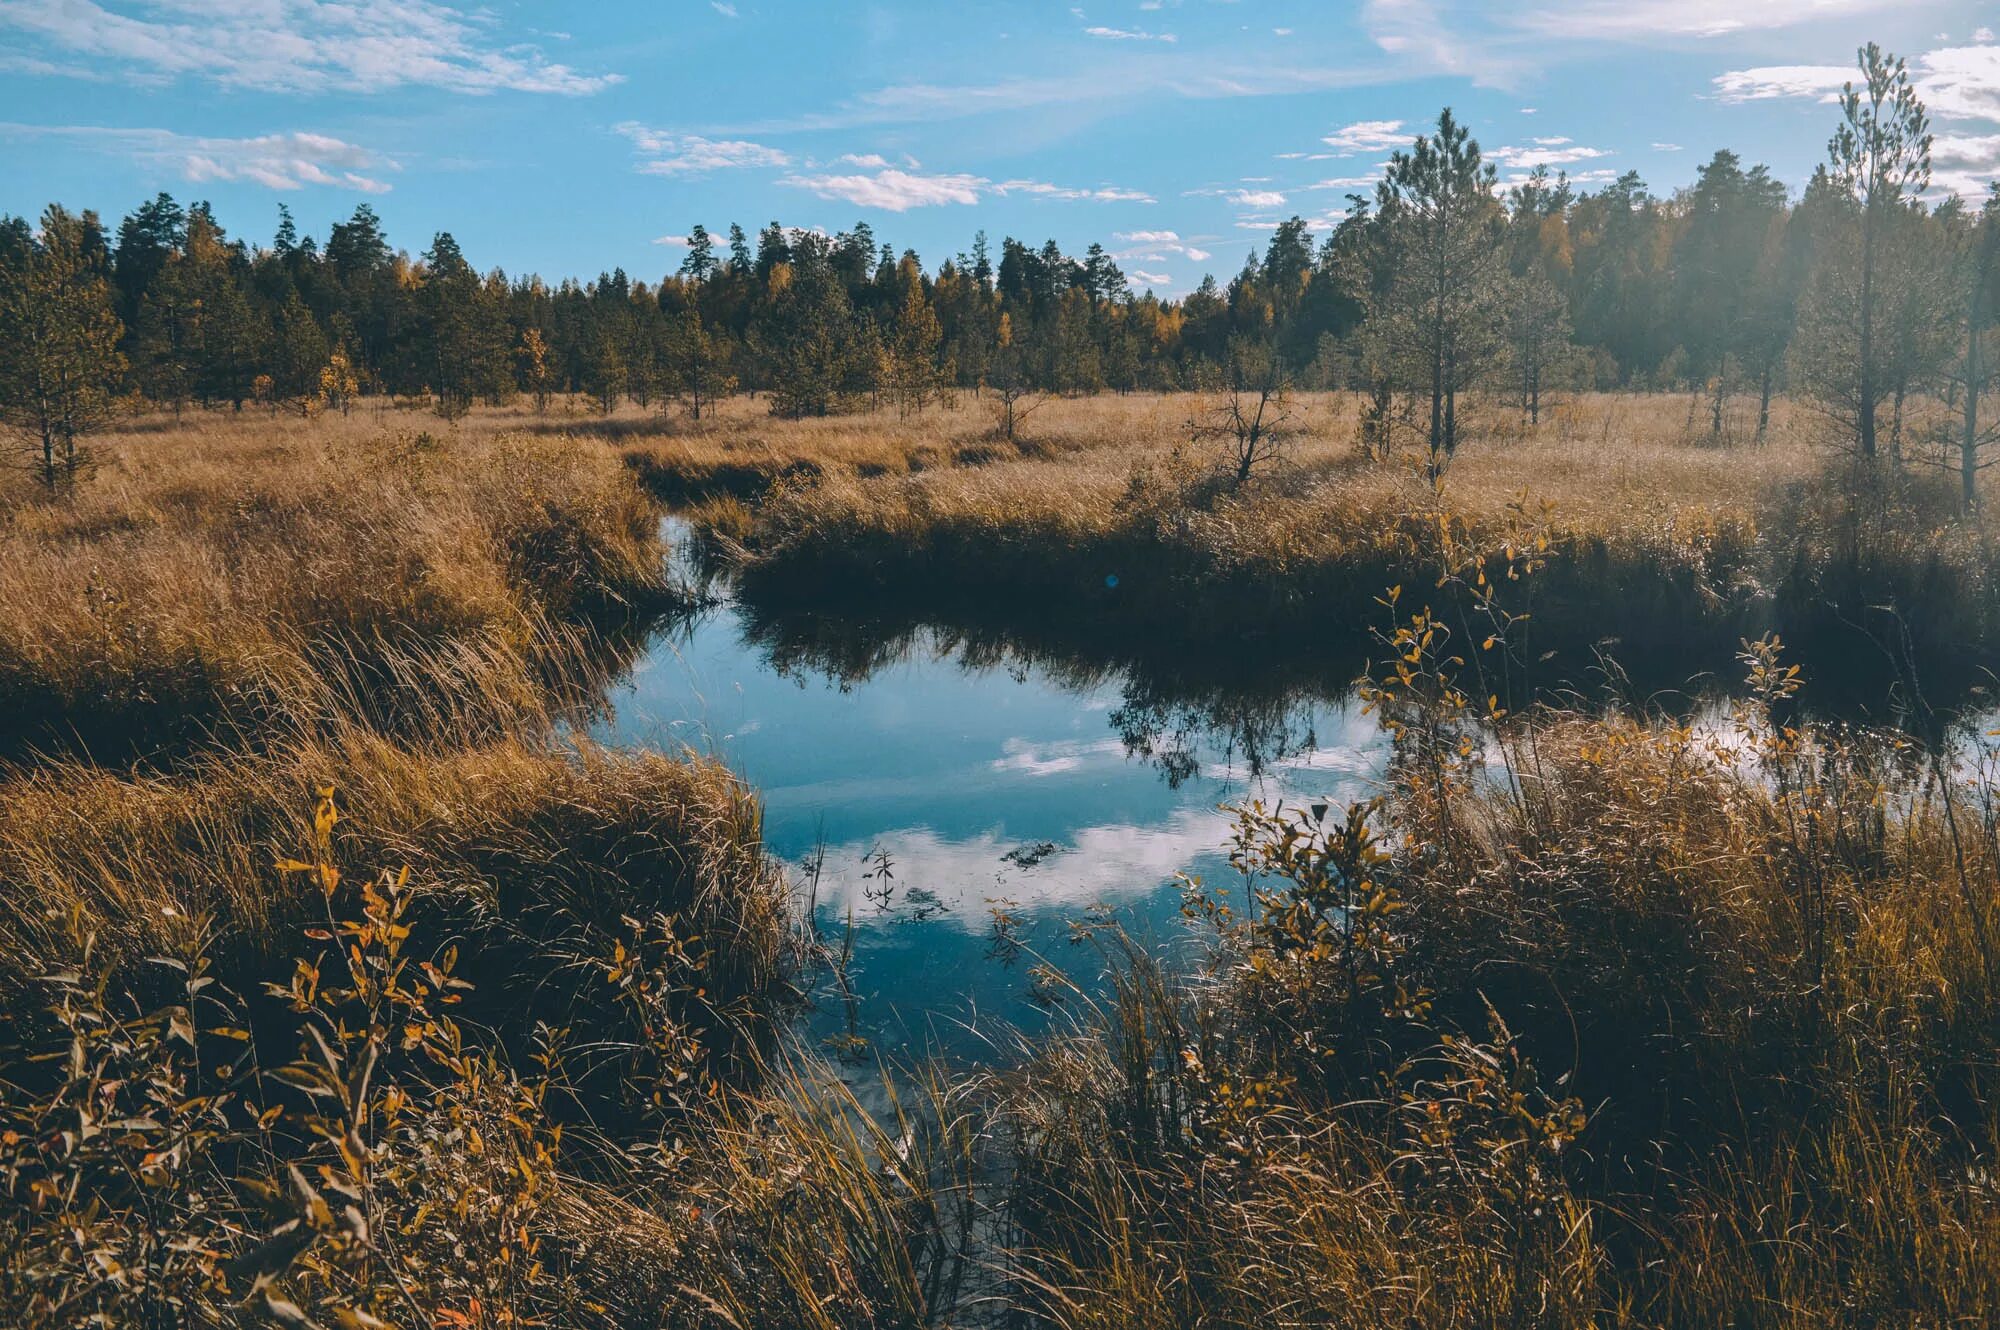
[1,1,1997,293]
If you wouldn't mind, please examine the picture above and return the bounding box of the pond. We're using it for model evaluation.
[593,524,2000,1074]
[593,568,1392,1068]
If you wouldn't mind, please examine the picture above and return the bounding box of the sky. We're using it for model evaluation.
[1,0,1998,295]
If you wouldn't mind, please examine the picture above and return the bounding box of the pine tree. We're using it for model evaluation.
[1376,108,1507,473]
[0,205,126,491]
[1799,43,1933,461]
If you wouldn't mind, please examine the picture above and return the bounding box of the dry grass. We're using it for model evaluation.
[0,723,790,1047]
[700,392,2000,700]
[0,410,675,754]
[987,695,2000,1328]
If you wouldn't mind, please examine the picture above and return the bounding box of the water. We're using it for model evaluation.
[594,583,1391,1066]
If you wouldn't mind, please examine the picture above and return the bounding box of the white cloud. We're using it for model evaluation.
[836,152,891,168]
[1977,27,1995,44]
[1653,141,1684,151]
[1513,0,1895,40]
[1934,132,2000,198]
[1235,216,1338,231]
[1711,63,1851,103]
[1130,269,1172,287]
[1922,44,2000,121]
[997,179,1157,202]
[1488,141,1611,168]
[1113,229,1212,262]
[1307,173,1384,191]
[1085,25,1177,42]
[779,167,1155,211]
[1322,118,1408,153]
[1233,188,1287,206]
[616,125,791,175]
[0,0,618,95]
[1714,45,2000,123]
[781,167,984,211]
[731,58,1391,135]
[711,1,738,14]
[0,123,394,192]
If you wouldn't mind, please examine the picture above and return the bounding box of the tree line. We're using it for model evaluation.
[1,43,1995,502]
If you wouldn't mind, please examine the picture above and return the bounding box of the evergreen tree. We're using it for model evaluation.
[0,205,126,491]
[1376,108,1507,472]
[1797,43,1933,461]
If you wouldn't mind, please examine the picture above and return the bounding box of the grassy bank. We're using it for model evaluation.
[0,413,676,757]
[707,393,2000,703]
[0,724,791,1092]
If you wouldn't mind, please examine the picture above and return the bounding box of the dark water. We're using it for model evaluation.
[593,587,1391,1066]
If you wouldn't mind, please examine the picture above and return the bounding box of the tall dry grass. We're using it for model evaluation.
[706,391,2000,701]
[983,673,2000,1326]
[0,725,791,1092]
[0,412,676,755]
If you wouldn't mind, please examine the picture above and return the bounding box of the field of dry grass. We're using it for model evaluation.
[647,391,2000,703]
[7,392,2000,1327]
[0,410,676,755]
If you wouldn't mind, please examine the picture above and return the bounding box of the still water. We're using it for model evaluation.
[593,579,1391,1065]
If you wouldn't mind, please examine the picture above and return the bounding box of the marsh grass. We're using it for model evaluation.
[0,727,790,1092]
[0,412,678,757]
[712,392,2000,702]
[8,393,2000,1327]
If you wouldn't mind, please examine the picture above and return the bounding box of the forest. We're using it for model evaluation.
[5,37,2000,1330]
[5,47,1997,503]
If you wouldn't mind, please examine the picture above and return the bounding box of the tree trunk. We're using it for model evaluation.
[1858,206,1878,459]
[1757,363,1773,443]
[1967,321,1983,513]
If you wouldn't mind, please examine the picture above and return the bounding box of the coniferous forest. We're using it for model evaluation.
[6,64,1997,500]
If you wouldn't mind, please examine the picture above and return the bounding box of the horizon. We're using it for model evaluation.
[0,1,1996,295]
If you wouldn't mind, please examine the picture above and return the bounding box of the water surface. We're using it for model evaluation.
[595,588,1389,1064]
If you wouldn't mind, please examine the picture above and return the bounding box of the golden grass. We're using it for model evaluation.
[0,410,674,753]
[693,392,2000,700]
[0,727,791,1065]
[989,701,2000,1327]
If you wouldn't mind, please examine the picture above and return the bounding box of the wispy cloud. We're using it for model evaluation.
[1322,119,1409,154]
[1934,131,2000,198]
[616,124,791,175]
[1188,186,1289,207]
[1711,63,1851,103]
[1085,25,1177,42]
[728,58,1391,134]
[997,179,1156,202]
[1512,0,1896,40]
[779,167,984,210]
[1713,44,2000,124]
[0,123,395,192]
[1488,140,1611,168]
[1114,228,1212,261]
[779,167,1156,211]
[0,0,619,95]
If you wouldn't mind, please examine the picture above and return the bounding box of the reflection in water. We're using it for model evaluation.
[600,523,1999,1066]
[594,586,1384,1063]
